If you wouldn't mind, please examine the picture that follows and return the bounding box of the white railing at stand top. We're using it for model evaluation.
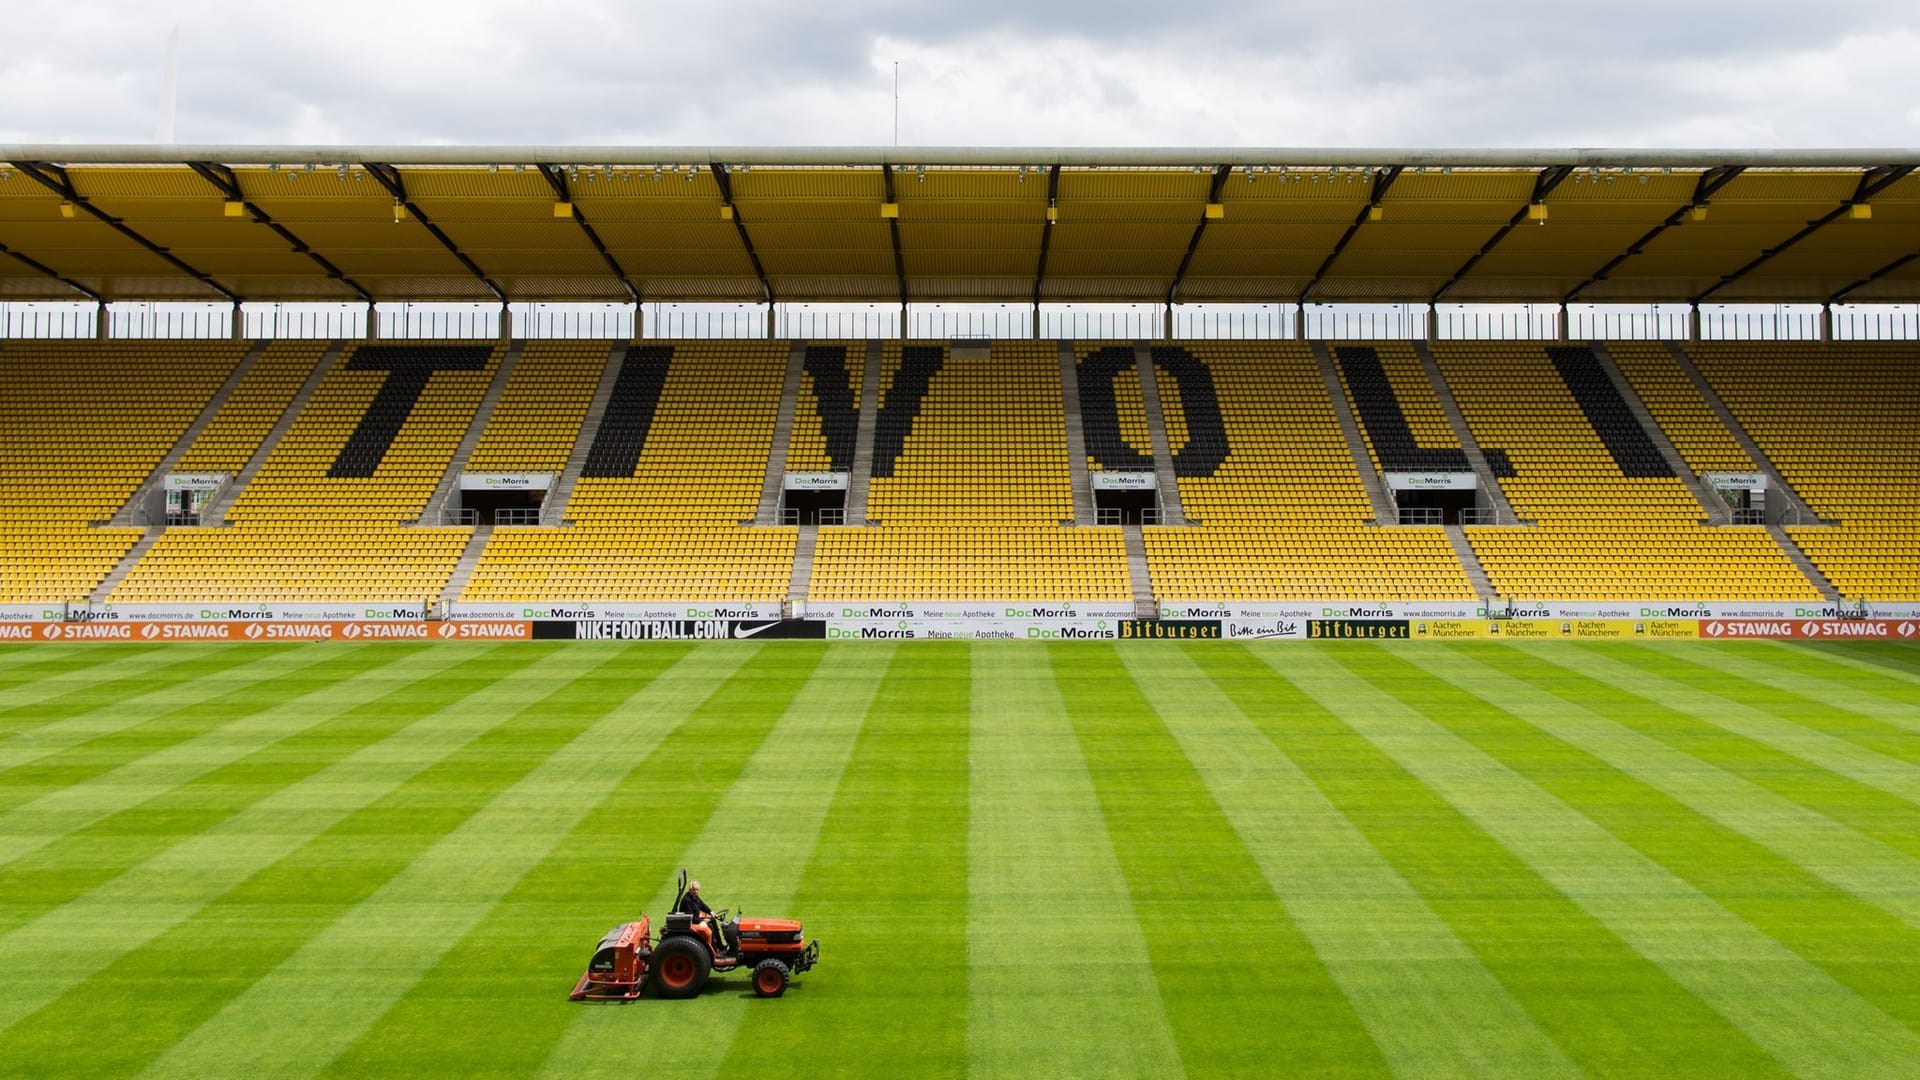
[4,301,1919,342]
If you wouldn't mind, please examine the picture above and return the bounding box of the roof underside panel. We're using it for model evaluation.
[0,158,1915,303]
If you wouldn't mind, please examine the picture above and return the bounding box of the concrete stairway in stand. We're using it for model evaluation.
[786,524,818,608]
[1123,523,1156,617]
[1059,341,1094,525]
[88,526,166,604]
[1588,341,1725,523]
[110,339,269,526]
[541,340,627,526]
[1663,341,1831,525]
[1444,524,1496,608]
[1310,340,1396,525]
[844,340,884,525]
[755,340,808,525]
[420,339,525,525]
[1411,341,1526,526]
[1768,524,1842,601]
[1129,342,1187,526]
[203,340,343,524]
[438,525,492,607]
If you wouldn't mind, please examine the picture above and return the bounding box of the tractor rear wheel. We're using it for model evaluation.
[752,959,790,998]
[650,937,711,999]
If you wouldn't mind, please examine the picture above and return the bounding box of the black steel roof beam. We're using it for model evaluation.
[539,165,638,302]
[1301,165,1403,301]
[1830,250,1920,304]
[1565,165,1744,303]
[13,160,237,301]
[1166,164,1232,302]
[710,164,772,303]
[1432,164,1572,302]
[186,161,372,303]
[1696,164,1915,304]
[882,165,908,306]
[1032,164,1061,305]
[0,239,101,301]
[362,161,504,301]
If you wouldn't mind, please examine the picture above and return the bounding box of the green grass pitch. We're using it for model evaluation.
[3,638,1920,1078]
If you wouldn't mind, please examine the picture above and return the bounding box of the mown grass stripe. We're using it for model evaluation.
[699,645,971,1078]
[1409,646,1920,929]
[1706,643,1920,715]
[1058,643,1390,1078]
[1622,640,1920,741]
[0,647,450,939]
[0,644,267,726]
[1470,643,1920,867]
[0,643,640,1078]
[0,644,516,1037]
[329,642,881,1080]
[1120,644,1578,1079]
[140,644,759,1080]
[1398,643,1920,1038]
[0,643,177,690]
[0,644,330,773]
[1533,645,1920,806]
[0,643,191,689]
[954,643,1185,1079]
[533,643,889,1080]
[1189,643,1791,1079]
[0,646,405,866]
[1792,642,1920,684]
[1284,644,1920,1079]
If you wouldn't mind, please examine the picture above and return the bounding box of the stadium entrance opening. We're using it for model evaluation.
[457,486,545,525]
[782,488,845,525]
[1394,487,1480,525]
[1094,487,1159,525]
[1093,470,1160,524]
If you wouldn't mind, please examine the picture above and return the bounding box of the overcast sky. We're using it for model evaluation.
[1,1,1916,147]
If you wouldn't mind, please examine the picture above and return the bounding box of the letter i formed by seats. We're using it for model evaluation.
[328,345,492,477]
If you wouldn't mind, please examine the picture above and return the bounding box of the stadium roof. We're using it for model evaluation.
[1,146,1917,306]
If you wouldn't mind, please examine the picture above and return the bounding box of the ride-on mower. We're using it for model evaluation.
[570,870,820,1001]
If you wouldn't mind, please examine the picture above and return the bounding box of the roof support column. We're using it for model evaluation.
[1031,301,1039,341]
[231,302,244,341]
[1555,303,1569,342]
[1163,302,1173,339]
[95,302,109,341]
[633,302,644,342]
[902,301,909,340]
[1819,304,1833,342]
[766,302,776,340]
[1284,301,1300,340]
[367,302,381,340]
[1425,304,1439,342]
[498,303,511,341]
[1688,303,1702,342]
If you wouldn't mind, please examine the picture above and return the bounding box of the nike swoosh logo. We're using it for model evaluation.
[732,622,779,639]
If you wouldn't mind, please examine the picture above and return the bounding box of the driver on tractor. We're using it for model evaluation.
[674,880,736,954]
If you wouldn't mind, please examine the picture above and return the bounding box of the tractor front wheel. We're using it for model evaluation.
[650,937,711,1000]
[752,959,790,998]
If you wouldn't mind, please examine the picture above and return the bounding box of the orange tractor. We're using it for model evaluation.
[570,871,819,1001]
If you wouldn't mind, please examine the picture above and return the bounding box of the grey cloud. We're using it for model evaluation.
[1,0,1916,146]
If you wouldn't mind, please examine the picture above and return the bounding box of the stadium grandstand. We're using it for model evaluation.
[1,146,1917,629]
